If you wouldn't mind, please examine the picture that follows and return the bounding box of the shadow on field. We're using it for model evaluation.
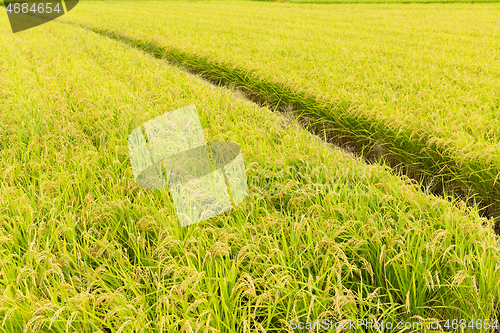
[64,21,500,235]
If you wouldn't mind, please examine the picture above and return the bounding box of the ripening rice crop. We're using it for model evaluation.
[0,4,499,333]
[63,1,500,220]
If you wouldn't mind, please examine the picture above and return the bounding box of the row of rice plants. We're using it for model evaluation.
[0,16,499,332]
[63,1,500,225]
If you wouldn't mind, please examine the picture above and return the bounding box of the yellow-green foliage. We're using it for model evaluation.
[0,9,499,333]
[63,1,500,215]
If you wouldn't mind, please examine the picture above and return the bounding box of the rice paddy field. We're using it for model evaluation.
[62,1,500,220]
[0,0,500,332]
